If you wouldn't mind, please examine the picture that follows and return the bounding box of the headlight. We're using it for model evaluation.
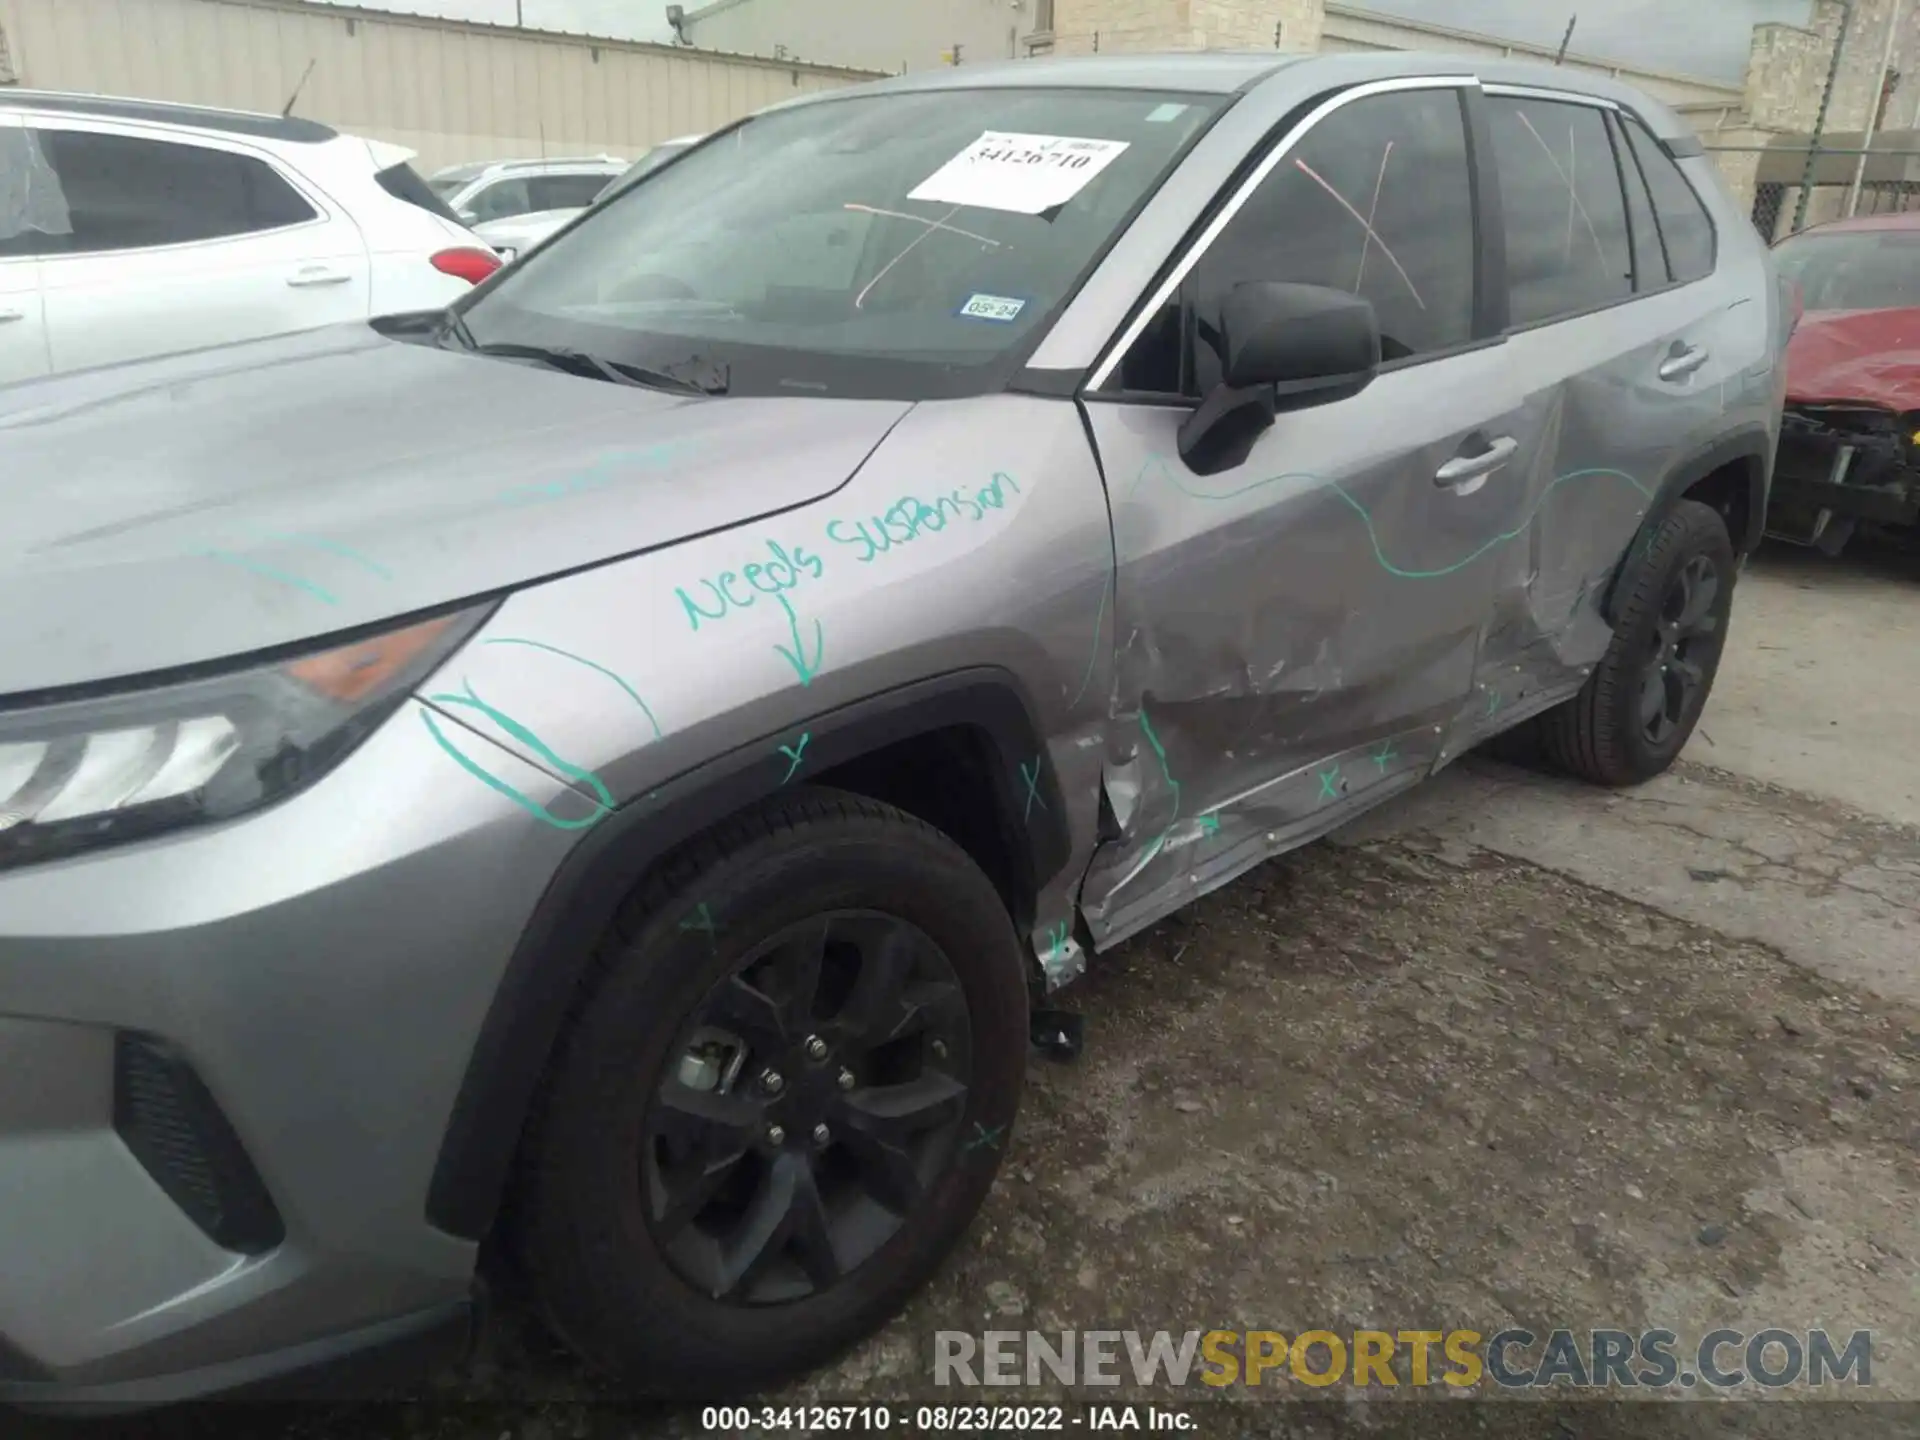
[0,606,489,871]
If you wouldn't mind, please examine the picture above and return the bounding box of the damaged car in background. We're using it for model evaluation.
[1769,213,1920,555]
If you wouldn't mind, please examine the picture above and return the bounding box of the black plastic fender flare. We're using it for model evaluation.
[424,667,1069,1241]
[1603,422,1771,624]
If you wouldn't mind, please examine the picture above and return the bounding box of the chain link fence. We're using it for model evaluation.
[1706,142,1920,243]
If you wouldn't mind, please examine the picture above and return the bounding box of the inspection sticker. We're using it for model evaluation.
[956,293,1027,323]
[908,131,1131,215]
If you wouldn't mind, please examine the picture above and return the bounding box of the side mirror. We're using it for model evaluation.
[1178,282,1382,475]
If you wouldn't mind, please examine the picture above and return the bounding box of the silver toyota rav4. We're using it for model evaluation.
[0,52,1787,1405]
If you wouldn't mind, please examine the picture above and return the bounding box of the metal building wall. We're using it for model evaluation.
[682,0,1039,76]
[0,0,882,171]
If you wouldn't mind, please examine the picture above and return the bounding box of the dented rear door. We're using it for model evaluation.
[1074,79,1524,948]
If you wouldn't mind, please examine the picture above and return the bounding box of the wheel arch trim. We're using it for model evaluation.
[1605,423,1770,622]
[424,666,1068,1240]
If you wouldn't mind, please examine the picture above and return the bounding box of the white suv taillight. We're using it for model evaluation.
[431,247,502,285]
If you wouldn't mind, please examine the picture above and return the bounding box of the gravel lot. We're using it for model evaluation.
[28,545,1920,1440]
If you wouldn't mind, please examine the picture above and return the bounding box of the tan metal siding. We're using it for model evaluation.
[0,0,880,171]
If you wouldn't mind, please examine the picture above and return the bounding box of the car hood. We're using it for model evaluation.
[0,325,911,694]
[1784,305,1920,411]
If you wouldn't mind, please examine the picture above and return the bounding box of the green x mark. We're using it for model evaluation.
[1485,688,1503,718]
[963,1122,1006,1154]
[1044,920,1070,962]
[1372,739,1398,772]
[1318,764,1342,801]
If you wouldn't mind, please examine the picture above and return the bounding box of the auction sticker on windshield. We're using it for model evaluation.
[909,131,1131,215]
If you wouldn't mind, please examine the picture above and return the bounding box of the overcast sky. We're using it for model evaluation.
[316,0,1816,82]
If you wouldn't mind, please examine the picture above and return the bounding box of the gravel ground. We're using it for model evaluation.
[39,803,1919,1440]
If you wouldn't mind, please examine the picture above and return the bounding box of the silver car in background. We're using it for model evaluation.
[472,136,705,262]
[0,53,1784,1407]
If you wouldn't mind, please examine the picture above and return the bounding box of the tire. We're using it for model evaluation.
[515,788,1029,1397]
[1538,498,1736,787]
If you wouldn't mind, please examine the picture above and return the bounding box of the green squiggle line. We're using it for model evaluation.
[202,550,338,605]
[481,636,662,739]
[1067,574,1109,711]
[1136,706,1181,865]
[423,681,615,828]
[1134,457,1651,581]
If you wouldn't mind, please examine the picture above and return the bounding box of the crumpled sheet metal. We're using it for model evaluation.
[1084,706,1443,947]
[1785,306,1920,412]
[1072,360,1652,948]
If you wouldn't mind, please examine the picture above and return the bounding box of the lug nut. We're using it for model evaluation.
[805,1035,829,1061]
[837,1068,856,1091]
[812,1123,831,1147]
[766,1125,786,1146]
[760,1068,785,1094]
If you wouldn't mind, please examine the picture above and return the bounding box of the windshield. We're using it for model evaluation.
[1773,229,1920,312]
[458,88,1223,399]
[598,141,694,201]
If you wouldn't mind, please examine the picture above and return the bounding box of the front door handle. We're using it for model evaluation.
[1659,344,1710,381]
[286,266,351,288]
[0,309,24,324]
[1434,435,1519,493]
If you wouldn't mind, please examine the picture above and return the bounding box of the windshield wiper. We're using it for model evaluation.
[466,340,726,396]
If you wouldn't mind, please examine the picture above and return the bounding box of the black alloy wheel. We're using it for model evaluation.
[1637,552,1722,747]
[642,911,972,1304]
[515,790,1028,1396]
[1536,497,1736,786]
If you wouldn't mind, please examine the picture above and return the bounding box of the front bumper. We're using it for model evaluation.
[0,699,580,1404]
[1765,407,1920,542]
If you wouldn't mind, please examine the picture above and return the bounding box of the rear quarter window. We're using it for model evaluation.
[378,163,464,223]
[1623,118,1716,284]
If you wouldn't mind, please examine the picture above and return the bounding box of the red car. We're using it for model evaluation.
[1769,211,1920,554]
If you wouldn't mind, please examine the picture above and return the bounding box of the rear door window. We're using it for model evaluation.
[1622,117,1716,283]
[528,174,612,211]
[30,128,315,254]
[1487,96,1633,327]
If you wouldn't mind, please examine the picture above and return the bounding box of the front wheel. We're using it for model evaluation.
[1538,498,1736,786]
[515,790,1029,1396]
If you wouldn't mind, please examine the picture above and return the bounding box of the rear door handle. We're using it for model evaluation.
[1434,435,1519,494]
[286,266,351,288]
[1659,345,1710,381]
[0,309,24,324]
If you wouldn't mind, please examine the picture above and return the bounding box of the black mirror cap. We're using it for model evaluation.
[1221,280,1382,391]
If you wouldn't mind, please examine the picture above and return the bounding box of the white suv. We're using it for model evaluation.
[0,91,501,383]
[428,156,626,228]
[468,139,705,263]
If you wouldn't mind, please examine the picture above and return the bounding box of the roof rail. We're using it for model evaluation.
[492,154,624,169]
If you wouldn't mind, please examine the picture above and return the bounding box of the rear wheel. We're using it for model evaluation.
[515,790,1028,1396]
[1539,498,1735,786]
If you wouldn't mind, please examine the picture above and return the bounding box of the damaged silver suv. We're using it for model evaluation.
[0,52,1785,1405]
